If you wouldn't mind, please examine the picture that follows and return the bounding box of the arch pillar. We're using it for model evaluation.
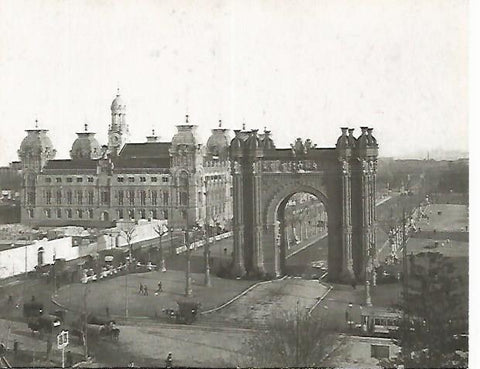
[231,160,246,277]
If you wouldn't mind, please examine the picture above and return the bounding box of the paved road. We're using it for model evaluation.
[88,278,328,368]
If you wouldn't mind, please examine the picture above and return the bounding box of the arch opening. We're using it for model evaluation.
[263,190,328,278]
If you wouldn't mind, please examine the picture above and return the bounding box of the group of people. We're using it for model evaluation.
[139,281,163,296]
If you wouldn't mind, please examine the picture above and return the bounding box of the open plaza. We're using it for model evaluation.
[0,196,468,368]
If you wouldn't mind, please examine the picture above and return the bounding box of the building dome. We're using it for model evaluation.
[171,116,200,148]
[70,124,102,160]
[18,126,56,161]
[261,129,275,150]
[336,127,350,149]
[111,91,126,112]
[246,130,261,151]
[356,127,369,149]
[206,123,231,158]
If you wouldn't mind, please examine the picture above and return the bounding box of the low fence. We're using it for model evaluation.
[174,232,233,255]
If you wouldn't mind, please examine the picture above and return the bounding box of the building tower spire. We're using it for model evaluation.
[108,90,128,156]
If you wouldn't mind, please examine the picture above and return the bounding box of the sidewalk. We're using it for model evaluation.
[53,268,257,320]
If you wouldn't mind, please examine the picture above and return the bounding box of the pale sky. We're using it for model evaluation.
[0,0,468,165]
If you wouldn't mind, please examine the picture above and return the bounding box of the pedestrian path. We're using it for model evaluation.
[203,278,329,329]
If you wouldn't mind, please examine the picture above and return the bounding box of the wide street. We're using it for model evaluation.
[1,196,468,368]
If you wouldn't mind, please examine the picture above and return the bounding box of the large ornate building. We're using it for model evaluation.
[17,92,233,230]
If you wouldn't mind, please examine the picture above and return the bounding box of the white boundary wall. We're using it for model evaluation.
[0,237,77,279]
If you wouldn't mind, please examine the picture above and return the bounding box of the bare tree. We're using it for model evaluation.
[120,224,136,267]
[153,222,168,272]
[245,308,336,368]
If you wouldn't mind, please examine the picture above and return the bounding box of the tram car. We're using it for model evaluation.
[357,307,401,338]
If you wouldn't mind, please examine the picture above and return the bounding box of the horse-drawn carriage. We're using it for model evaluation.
[163,301,201,324]
[23,301,62,336]
[71,314,120,342]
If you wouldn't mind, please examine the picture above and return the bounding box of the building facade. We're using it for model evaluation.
[17,93,233,231]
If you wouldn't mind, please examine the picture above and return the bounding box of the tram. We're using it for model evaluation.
[357,307,402,337]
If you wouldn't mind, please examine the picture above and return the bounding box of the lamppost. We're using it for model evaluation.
[203,182,212,287]
[345,302,354,330]
[169,226,175,256]
[365,244,373,307]
[153,222,168,272]
[183,225,196,297]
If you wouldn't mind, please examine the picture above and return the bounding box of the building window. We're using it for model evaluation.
[27,192,35,205]
[56,191,62,204]
[117,209,124,219]
[101,191,109,205]
[140,177,146,182]
[67,177,73,183]
[151,191,157,205]
[77,209,83,219]
[88,191,94,205]
[56,177,62,183]
[128,190,135,205]
[140,209,146,219]
[46,190,52,205]
[57,209,62,218]
[88,209,94,219]
[128,209,135,220]
[162,177,169,183]
[179,192,188,206]
[77,191,83,205]
[67,191,72,205]
[140,190,146,206]
[76,177,83,183]
[118,190,124,205]
[151,177,157,182]
[128,177,135,183]
[66,209,72,218]
[45,177,52,183]
[163,192,169,206]
[87,177,94,183]
[163,210,168,219]
[151,209,157,219]
[117,177,124,183]
[45,209,51,218]
[27,209,34,218]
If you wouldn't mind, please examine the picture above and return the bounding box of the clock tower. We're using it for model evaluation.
[108,89,129,156]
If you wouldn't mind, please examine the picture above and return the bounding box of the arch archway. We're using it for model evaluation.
[264,189,328,277]
[229,129,379,283]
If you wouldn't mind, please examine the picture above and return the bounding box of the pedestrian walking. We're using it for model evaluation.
[165,352,173,368]
[139,283,144,295]
[155,281,162,296]
[143,285,148,296]
[351,279,357,290]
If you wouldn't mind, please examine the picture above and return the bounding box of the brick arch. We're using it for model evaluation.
[264,182,328,226]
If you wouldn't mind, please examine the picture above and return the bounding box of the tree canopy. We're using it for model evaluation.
[387,252,468,368]
[245,309,336,367]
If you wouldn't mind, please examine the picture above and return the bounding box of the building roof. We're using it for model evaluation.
[119,142,171,159]
[113,158,170,171]
[42,159,99,171]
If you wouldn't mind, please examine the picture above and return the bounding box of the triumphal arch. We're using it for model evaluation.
[229,127,378,283]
